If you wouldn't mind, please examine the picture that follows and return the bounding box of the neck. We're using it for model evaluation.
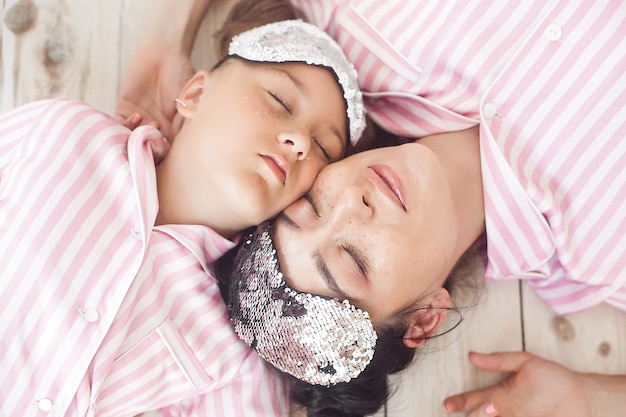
[417,126,485,260]
[154,159,239,240]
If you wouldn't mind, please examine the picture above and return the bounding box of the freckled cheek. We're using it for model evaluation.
[314,167,346,194]
[374,234,416,275]
[242,96,275,121]
[354,229,389,270]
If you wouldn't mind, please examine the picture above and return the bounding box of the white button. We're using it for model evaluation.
[544,23,562,41]
[483,103,498,119]
[130,227,141,238]
[37,398,53,412]
[80,308,99,323]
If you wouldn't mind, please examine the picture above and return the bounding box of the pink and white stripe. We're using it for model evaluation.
[0,99,288,416]
[293,0,626,313]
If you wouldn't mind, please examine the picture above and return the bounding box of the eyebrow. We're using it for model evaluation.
[278,211,356,302]
[313,251,353,301]
[271,67,347,151]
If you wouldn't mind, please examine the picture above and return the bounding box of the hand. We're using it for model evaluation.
[115,36,193,141]
[442,351,593,417]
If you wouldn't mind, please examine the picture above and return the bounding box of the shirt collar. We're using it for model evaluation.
[127,125,161,240]
[155,224,238,273]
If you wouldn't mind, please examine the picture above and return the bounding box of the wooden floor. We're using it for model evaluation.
[2,1,625,416]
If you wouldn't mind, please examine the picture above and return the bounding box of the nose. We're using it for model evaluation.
[278,130,312,161]
[327,186,373,228]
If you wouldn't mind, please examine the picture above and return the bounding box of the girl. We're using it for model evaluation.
[0,5,365,417]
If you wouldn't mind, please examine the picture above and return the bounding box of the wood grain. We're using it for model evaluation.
[2,2,624,416]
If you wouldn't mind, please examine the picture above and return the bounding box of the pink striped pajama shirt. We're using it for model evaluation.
[293,0,626,314]
[0,98,289,417]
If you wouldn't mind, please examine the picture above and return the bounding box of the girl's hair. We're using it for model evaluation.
[214,0,302,57]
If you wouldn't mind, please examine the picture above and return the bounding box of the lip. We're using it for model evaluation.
[261,154,288,184]
[367,164,407,210]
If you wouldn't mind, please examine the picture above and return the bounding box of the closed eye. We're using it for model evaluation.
[342,244,370,279]
[314,137,331,161]
[304,192,320,217]
[314,252,352,301]
[268,91,292,114]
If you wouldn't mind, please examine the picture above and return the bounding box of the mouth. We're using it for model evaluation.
[367,164,407,210]
[261,154,288,184]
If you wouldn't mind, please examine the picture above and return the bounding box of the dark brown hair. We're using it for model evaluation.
[214,0,302,57]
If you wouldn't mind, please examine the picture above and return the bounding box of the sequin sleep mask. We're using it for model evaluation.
[228,221,377,386]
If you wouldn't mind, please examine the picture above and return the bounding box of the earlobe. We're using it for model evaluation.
[176,70,211,117]
[403,288,451,348]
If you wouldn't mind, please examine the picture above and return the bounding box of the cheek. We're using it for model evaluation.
[314,165,347,194]
[289,164,320,201]
[275,233,318,295]
[372,234,412,276]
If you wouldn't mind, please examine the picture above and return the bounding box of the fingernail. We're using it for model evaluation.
[485,403,497,416]
[442,399,455,413]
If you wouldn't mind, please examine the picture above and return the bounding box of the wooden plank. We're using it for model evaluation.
[384,278,523,417]
[0,0,5,103]
[1,0,22,110]
[522,283,626,374]
[1,0,126,112]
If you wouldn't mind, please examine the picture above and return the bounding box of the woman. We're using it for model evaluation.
[118,0,626,416]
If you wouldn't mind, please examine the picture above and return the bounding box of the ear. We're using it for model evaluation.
[175,70,211,117]
[403,287,451,348]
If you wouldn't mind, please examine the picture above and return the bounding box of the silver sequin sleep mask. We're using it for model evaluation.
[228,19,366,145]
[228,221,377,386]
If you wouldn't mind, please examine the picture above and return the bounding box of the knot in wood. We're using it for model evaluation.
[598,342,611,357]
[44,36,72,66]
[4,0,38,34]
[551,316,575,341]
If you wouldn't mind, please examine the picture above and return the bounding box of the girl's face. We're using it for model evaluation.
[166,59,348,235]
[273,143,461,323]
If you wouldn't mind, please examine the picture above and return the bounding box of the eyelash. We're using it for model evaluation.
[269,91,292,114]
[314,137,331,161]
[342,244,368,277]
[270,91,333,161]
[304,192,320,217]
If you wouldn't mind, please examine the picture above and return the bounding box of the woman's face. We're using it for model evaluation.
[274,143,461,323]
[169,59,348,233]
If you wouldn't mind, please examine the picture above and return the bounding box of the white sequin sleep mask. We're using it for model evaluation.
[228,221,377,386]
[228,19,366,145]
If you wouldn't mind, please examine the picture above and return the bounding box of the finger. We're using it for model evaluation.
[469,351,534,373]
[443,388,495,414]
[468,402,499,417]
[119,113,143,130]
